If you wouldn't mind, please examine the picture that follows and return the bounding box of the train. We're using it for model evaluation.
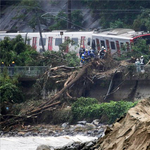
[0,28,150,56]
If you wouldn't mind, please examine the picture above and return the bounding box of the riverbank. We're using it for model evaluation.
[0,120,107,150]
[0,120,107,138]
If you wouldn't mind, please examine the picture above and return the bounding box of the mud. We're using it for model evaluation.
[91,98,150,150]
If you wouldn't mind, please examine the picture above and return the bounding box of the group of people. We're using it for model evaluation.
[135,56,146,73]
[79,45,107,66]
[1,61,16,74]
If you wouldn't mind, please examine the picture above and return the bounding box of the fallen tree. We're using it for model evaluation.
[0,55,129,130]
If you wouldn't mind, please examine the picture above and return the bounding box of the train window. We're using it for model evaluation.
[87,38,91,45]
[101,40,105,47]
[72,38,78,45]
[55,38,62,46]
[120,43,124,48]
[110,41,115,49]
[39,38,46,46]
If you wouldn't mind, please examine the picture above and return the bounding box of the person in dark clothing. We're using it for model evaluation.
[79,45,85,58]
[1,62,5,73]
[99,46,106,59]
[89,47,95,58]
[10,61,15,75]
[84,49,90,63]
[80,54,85,67]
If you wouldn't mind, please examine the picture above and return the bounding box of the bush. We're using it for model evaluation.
[71,97,137,124]
[0,71,24,105]
[0,83,24,104]
[71,97,99,122]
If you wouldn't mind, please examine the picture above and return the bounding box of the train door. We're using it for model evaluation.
[32,37,37,50]
[126,42,130,52]
[81,36,85,48]
[48,37,53,51]
[96,38,100,51]
[106,40,110,51]
[116,41,120,56]
[65,36,69,53]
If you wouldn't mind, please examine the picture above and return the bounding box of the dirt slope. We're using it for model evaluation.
[93,98,150,150]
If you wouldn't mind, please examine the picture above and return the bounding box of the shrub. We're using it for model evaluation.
[0,83,24,104]
[71,97,137,124]
[0,71,24,105]
[71,97,99,122]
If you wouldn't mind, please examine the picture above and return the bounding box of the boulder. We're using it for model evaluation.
[36,144,54,150]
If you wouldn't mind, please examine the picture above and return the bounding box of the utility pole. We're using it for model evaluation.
[35,9,45,52]
[68,0,71,30]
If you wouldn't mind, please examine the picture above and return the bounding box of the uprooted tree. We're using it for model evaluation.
[0,53,130,130]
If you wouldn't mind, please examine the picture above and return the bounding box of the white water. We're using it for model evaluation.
[0,135,97,150]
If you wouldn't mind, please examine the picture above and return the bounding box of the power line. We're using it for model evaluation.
[0,0,150,2]
[0,5,146,11]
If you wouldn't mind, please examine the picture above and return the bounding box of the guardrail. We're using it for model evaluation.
[0,65,149,78]
[0,66,49,77]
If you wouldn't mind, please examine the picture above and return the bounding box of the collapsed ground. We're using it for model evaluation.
[1,53,150,131]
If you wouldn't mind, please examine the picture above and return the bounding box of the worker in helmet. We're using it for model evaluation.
[135,58,141,73]
[99,46,106,59]
[80,54,85,67]
[1,62,5,73]
[140,55,145,73]
[1,61,4,66]
[10,61,15,75]
[84,49,90,63]
[79,45,85,58]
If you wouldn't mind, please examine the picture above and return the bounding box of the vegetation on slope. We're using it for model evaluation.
[81,0,150,30]
[1,0,150,31]
[71,97,137,124]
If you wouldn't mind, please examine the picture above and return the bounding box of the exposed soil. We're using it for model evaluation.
[91,98,150,150]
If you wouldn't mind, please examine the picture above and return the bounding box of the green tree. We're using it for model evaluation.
[0,70,24,114]
[81,0,150,29]
[71,10,83,30]
[49,11,68,30]
[133,9,150,31]
[110,19,124,29]
[0,35,39,66]
[131,38,149,57]
[40,50,80,67]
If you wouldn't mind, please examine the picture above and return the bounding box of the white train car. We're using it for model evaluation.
[0,31,93,54]
[0,32,27,41]
[27,31,93,54]
[92,28,150,55]
[0,29,150,56]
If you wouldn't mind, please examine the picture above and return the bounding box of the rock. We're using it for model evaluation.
[92,119,100,126]
[77,121,87,125]
[18,131,25,136]
[62,122,69,129]
[36,144,54,150]
[72,124,85,132]
[57,142,83,150]
[82,141,94,150]
[85,123,96,130]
